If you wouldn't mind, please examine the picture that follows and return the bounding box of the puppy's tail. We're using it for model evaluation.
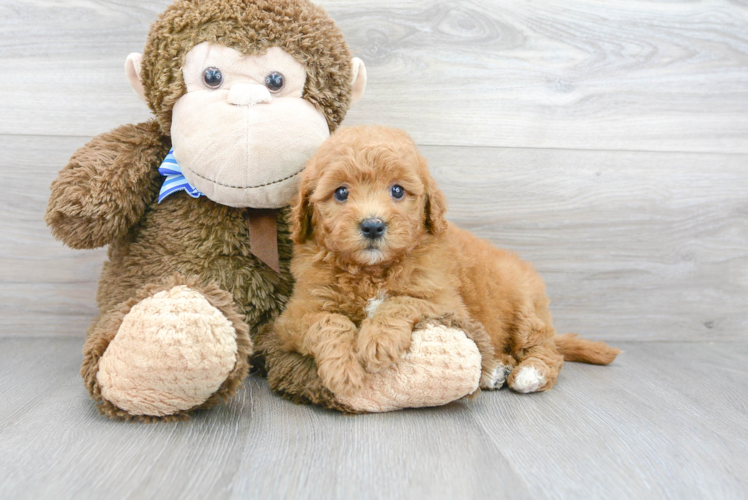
[553,333,621,365]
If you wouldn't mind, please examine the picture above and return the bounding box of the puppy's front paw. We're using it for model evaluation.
[357,320,411,373]
[317,356,367,398]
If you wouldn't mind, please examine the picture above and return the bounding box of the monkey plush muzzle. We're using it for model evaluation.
[169,43,331,208]
[172,91,329,208]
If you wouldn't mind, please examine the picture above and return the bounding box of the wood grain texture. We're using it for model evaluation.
[0,338,746,499]
[3,132,745,340]
[0,0,746,339]
[1,0,747,152]
[426,145,748,341]
[0,135,102,336]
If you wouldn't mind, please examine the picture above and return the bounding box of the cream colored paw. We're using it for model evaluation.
[97,285,238,416]
[336,323,482,412]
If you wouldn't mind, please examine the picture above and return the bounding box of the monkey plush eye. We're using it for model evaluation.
[265,71,285,93]
[333,186,349,202]
[390,185,405,200]
[202,67,223,89]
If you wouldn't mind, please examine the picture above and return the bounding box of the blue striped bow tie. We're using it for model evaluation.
[158,150,204,203]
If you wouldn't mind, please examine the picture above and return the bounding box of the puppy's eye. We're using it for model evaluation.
[265,71,285,93]
[202,67,223,89]
[334,186,349,202]
[390,185,405,200]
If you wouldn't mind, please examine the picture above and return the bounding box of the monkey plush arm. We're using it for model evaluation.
[45,120,170,249]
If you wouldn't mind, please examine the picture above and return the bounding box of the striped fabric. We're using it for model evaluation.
[158,149,204,203]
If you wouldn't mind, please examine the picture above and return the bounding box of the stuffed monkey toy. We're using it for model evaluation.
[46,0,489,421]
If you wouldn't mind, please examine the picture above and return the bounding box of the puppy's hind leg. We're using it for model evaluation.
[507,309,564,394]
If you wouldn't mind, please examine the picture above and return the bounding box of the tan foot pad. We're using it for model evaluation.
[337,323,482,412]
[97,285,238,416]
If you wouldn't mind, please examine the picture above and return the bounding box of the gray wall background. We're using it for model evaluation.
[1,0,746,340]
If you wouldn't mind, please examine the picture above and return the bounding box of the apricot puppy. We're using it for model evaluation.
[272,126,619,397]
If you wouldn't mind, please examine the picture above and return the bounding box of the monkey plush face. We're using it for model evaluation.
[169,43,330,207]
[124,0,366,209]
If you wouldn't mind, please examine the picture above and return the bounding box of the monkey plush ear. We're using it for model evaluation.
[125,53,147,103]
[350,57,367,107]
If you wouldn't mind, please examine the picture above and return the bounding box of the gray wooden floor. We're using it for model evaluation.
[1,338,746,500]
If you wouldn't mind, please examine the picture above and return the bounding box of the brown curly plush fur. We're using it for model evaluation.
[82,275,253,422]
[47,120,296,332]
[52,119,296,418]
[142,0,354,134]
[270,126,620,398]
[46,120,168,250]
[45,0,356,420]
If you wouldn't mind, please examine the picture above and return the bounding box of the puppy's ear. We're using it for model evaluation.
[291,174,314,244]
[424,172,448,234]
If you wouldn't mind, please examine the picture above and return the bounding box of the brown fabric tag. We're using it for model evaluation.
[246,208,280,273]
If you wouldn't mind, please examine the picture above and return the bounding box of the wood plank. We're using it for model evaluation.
[0,337,257,500]
[3,133,745,340]
[0,339,746,499]
[340,0,748,153]
[1,0,747,152]
[231,381,527,499]
[0,338,83,429]
[469,341,748,499]
[425,145,748,342]
[0,337,527,499]
[0,134,102,336]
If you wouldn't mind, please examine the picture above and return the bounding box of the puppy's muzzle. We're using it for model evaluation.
[360,218,386,240]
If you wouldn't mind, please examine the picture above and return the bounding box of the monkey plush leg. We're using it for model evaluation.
[81,276,251,421]
[258,315,492,413]
[255,323,358,413]
[341,316,494,412]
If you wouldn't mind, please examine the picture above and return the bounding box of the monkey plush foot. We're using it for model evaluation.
[335,316,495,412]
[258,315,495,413]
[82,276,251,421]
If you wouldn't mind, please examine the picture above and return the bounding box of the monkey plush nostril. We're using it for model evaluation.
[360,218,386,240]
[227,83,272,106]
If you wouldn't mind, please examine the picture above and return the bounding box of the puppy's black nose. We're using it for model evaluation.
[360,218,386,239]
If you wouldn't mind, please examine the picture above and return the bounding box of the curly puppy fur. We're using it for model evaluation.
[272,126,620,397]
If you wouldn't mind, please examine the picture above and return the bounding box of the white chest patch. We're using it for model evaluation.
[365,291,389,319]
